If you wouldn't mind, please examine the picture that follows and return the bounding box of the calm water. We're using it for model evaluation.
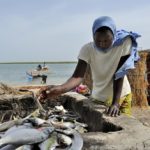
[0,63,76,86]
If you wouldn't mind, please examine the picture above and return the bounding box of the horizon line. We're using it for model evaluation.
[0,61,77,64]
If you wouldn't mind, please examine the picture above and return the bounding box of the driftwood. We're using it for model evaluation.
[0,94,37,122]
[0,83,38,122]
[0,83,63,122]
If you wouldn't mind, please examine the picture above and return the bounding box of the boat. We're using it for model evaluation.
[36,63,49,71]
[26,64,48,81]
[41,66,48,71]
[26,70,42,81]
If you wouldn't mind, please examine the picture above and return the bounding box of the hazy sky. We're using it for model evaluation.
[0,0,150,62]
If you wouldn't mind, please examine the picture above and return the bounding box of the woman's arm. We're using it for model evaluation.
[60,59,88,92]
[39,59,87,98]
[107,55,130,116]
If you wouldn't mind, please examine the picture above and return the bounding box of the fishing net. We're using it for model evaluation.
[0,83,21,95]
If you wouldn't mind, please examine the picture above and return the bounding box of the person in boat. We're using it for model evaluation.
[41,75,47,84]
[39,16,140,117]
[36,64,42,71]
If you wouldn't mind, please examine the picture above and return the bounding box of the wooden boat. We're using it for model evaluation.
[41,66,48,71]
[26,70,42,81]
[26,64,49,81]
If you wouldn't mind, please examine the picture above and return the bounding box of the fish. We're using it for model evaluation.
[38,133,58,150]
[49,114,78,123]
[0,144,19,150]
[26,117,47,126]
[0,133,4,138]
[55,129,74,136]
[54,105,67,114]
[0,109,42,133]
[0,119,24,132]
[15,145,33,150]
[4,123,33,136]
[74,120,88,128]
[0,127,54,147]
[57,133,72,146]
[50,121,75,129]
[74,125,88,133]
[69,130,83,150]
[56,129,83,150]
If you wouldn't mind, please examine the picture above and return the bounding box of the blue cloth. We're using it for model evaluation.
[114,30,141,80]
[92,16,141,80]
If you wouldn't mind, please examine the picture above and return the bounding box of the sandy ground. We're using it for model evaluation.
[132,107,150,127]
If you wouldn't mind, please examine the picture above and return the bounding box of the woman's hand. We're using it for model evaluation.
[38,85,64,100]
[107,103,120,117]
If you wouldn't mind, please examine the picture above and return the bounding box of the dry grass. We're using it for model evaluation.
[127,51,149,107]
[0,83,21,95]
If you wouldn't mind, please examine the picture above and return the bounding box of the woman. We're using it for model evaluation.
[39,16,140,117]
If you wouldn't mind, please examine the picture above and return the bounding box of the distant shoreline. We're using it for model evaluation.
[0,61,77,64]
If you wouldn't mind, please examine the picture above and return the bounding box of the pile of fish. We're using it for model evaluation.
[0,105,87,150]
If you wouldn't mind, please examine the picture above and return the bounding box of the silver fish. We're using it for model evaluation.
[74,125,87,133]
[57,133,72,146]
[0,144,19,150]
[55,129,74,136]
[16,145,33,150]
[38,133,58,150]
[0,127,54,147]
[4,123,33,136]
[69,130,83,150]
[74,120,88,128]
[51,121,75,129]
[54,105,67,114]
[26,117,47,126]
[0,133,4,138]
[0,119,24,132]
[55,129,83,150]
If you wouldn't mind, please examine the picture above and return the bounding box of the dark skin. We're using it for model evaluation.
[39,29,130,117]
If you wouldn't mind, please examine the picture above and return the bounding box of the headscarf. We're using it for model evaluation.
[92,16,116,36]
[92,16,116,52]
[92,16,140,50]
[92,16,141,79]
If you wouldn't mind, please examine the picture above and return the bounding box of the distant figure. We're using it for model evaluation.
[43,62,46,67]
[36,64,42,71]
[41,75,47,84]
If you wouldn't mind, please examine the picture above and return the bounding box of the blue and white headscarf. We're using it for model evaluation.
[92,16,116,36]
[92,16,141,80]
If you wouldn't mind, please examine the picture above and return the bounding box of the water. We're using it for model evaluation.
[0,63,76,86]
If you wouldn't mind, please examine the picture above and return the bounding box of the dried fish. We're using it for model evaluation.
[0,119,24,132]
[38,132,58,150]
[0,127,54,147]
[57,133,72,146]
